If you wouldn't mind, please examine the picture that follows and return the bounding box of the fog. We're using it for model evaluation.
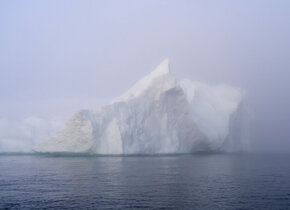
[0,0,289,152]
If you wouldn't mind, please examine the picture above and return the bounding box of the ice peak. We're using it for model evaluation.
[150,58,170,76]
[114,58,174,102]
[139,58,171,83]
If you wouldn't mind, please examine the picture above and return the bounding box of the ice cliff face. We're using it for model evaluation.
[34,59,249,154]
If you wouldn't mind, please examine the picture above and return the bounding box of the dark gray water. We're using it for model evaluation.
[0,154,290,209]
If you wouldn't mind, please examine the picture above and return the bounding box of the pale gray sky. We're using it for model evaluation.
[0,0,290,151]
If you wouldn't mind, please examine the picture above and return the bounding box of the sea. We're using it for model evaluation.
[0,153,289,209]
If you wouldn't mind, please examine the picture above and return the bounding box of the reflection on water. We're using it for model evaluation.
[0,154,290,209]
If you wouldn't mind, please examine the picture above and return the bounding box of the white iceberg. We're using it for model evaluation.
[34,59,249,154]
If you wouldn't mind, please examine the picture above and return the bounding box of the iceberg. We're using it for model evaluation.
[34,59,249,154]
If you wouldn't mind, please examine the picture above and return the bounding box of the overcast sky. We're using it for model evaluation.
[0,0,290,152]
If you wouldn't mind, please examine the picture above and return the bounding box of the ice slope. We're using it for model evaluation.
[34,59,248,154]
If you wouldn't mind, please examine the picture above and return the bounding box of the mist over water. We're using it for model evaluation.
[0,1,290,152]
[0,117,62,153]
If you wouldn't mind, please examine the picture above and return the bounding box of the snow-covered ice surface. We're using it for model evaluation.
[34,59,249,154]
